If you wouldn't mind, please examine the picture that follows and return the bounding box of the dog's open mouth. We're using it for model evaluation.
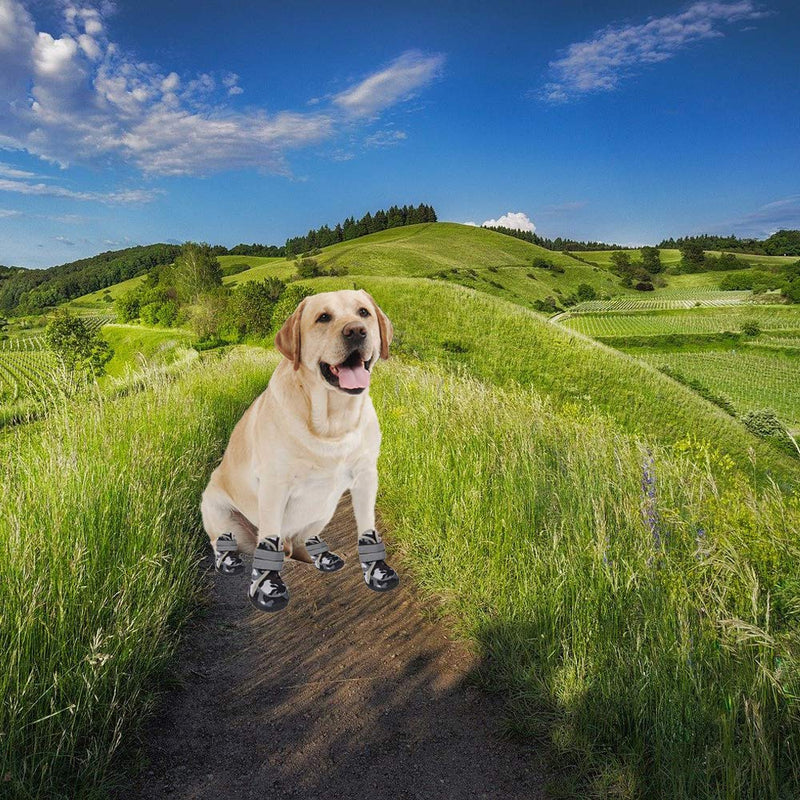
[320,351,372,394]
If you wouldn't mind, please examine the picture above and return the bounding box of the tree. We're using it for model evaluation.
[45,309,113,376]
[640,246,663,274]
[679,241,705,270]
[230,278,285,338]
[173,242,222,302]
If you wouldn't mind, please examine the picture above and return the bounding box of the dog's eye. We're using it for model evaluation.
[317,313,331,323]
[358,307,370,318]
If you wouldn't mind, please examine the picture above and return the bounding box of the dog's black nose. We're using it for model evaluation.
[342,322,367,340]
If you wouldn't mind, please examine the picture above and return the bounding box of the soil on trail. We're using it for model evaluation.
[120,493,544,800]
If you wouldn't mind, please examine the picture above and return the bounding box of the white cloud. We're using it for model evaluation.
[0,2,444,177]
[718,195,800,238]
[364,129,407,147]
[462,221,478,226]
[541,1,769,102]
[0,161,37,178]
[0,176,161,203]
[0,207,22,217]
[333,50,444,118]
[482,211,536,232]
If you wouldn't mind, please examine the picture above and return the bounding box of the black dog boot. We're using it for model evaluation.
[213,532,245,575]
[358,530,399,592]
[249,537,289,612]
[304,535,345,572]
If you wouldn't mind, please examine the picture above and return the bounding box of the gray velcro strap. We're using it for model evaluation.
[253,547,285,571]
[215,537,239,552]
[304,539,330,557]
[358,541,387,562]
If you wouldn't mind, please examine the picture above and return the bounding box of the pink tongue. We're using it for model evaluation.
[336,362,371,389]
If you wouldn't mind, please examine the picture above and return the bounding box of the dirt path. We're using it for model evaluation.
[119,493,545,800]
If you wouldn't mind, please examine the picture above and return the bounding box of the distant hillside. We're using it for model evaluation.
[0,244,181,316]
[658,229,800,256]
[222,223,626,310]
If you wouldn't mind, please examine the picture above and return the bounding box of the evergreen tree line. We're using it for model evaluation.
[659,229,800,257]
[483,225,633,252]
[284,203,437,256]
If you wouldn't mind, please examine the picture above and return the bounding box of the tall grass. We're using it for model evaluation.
[0,348,278,799]
[372,359,800,798]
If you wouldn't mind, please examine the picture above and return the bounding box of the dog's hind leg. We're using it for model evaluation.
[201,485,251,576]
[297,518,346,573]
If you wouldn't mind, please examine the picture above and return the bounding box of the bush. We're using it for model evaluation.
[271,283,315,335]
[634,281,655,291]
[221,262,251,277]
[115,292,140,322]
[576,283,597,302]
[742,409,798,456]
[741,321,761,336]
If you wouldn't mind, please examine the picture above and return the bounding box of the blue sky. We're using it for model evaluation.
[0,0,798,268]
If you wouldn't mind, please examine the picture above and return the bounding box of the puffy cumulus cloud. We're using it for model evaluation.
[0,2,444,178]
[482,211,536,232]
[541,1,769,102]
[334,50,444,117]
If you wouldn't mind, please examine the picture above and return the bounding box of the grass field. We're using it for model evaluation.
[635,349,800,431]
[223,224,627,307]
[560,304,800,338]
[373,358,800,799]
[569,289,752,312]
[6,225,800,799]
[0,348,280,799]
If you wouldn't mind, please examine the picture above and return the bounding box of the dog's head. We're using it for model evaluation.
[275,289,394,395]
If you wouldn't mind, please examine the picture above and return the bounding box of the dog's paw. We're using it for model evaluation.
[249,569,290,612]
[361,559,399,592]
[312,551,345,572]
[213,533,244,575]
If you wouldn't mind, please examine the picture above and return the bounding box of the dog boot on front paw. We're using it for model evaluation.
[304,535,345,572]
[249,538,289,612]
[213,532,245,575]
[358,531,399,592]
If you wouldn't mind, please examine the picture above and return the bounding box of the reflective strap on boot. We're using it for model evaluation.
[304,539,330,558]
[358,541,387,563]
[214,536,239,553]
[252,547,285,571]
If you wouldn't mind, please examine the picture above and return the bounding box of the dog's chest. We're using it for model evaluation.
[282,461,355,532]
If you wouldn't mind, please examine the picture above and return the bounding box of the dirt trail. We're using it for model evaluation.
[120,493,544,800]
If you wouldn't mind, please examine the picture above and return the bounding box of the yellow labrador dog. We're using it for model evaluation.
[201,289,399,612]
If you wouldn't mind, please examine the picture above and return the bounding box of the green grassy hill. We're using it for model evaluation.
[223,222,626,308]
[5,221,800,800]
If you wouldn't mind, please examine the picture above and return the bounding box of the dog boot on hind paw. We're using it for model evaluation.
[249,537,289,612]
[304,535,345,572]
[213,532,245,575]
[358,531,399,592]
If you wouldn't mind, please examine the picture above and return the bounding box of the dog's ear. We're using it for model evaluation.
[275,297,308,370]
[361,290,394,360]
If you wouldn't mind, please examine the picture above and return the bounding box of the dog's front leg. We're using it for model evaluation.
[249,479,291,613]
[350,467,399,593]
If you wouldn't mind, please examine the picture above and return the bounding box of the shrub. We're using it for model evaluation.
[576,283,597,302]
[741,320,761,336]
[221,262,251,277]
[634,281,655,291]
